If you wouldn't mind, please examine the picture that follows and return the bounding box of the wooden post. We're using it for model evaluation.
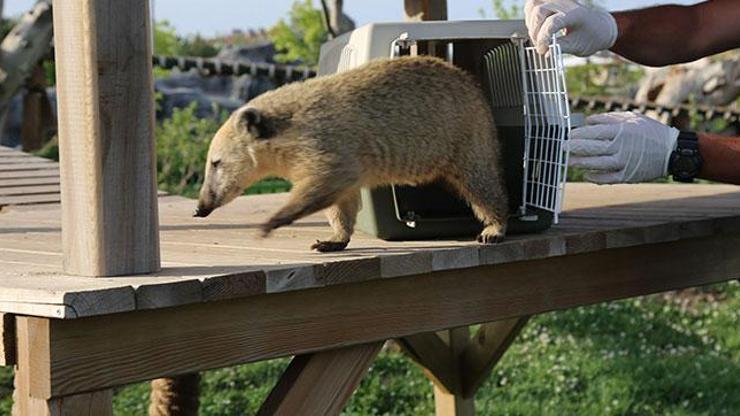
[12,317,113,416]
[433,328,475,416]
[404,0,448,21]
[52,0,160,276]
[400,319,529,416]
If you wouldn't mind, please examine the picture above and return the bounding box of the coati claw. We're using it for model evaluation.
[311,240,349,252]
[477,232,505,244]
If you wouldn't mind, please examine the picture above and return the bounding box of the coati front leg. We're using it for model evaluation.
[311,190,361,252]
[260,170,359,238]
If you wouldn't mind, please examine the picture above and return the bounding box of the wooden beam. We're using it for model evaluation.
[257,342,382,416]
[23,234,740,398]
[52,0,160,276]
[398,332,457,393]
[461,317,530,397]
[148,374,201,416]
[433,327,474,416]
[0,313,14,366]
[404,0,448,21]
[12,316,112,415]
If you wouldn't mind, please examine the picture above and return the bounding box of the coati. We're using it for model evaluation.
[194,55,508,252]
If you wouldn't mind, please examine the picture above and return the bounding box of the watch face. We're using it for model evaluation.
[674,157,696,174]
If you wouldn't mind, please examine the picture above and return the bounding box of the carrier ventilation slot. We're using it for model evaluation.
[483,43,523,108]
[520,39,571,222]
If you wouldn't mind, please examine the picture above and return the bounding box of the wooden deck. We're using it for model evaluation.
[0,182,739,319]
[0,145,60,207]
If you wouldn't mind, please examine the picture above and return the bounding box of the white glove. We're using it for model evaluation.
[568,112,679,184]
[525,0,618,56]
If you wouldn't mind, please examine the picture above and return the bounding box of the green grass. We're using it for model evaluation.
[3,281,736,415]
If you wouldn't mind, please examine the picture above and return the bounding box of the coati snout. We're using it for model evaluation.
[195,55,508,252]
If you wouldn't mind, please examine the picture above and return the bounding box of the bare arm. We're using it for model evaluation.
[697,133,740,185]
[612,0,740,66]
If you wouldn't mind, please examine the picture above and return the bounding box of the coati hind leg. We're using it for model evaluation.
[448,162,509,244]
[260,172,358,238]
[311,190,361,252]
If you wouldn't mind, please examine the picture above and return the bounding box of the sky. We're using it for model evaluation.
[5,0,702,37]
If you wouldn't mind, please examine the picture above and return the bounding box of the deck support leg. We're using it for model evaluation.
[11,317,113,416]
[257,341,383,416]
[149,373,201,416]
[399,318,530,416]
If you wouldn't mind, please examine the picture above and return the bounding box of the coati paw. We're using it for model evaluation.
[311,240,349,252]
[477,226,506,244]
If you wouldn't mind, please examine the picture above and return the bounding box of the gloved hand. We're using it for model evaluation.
[525,0,618,56]
[568,112,679,184]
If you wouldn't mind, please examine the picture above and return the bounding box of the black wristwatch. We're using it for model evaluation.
[668,131,703,183]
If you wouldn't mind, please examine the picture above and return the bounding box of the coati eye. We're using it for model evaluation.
[211,159,221,169]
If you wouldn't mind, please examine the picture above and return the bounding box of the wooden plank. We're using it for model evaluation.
[0,162,56,172]
[461,317,530,397]
[30,233,740,397]
[52,0,159,276]
[0,275,135,318]
[0,193,60,205]
[0,169,59,179]
[257,342,383,416]
[0,155,56,164]
[13,317,112,415]
[0,177,60,187]
[0,313,14,366]
[0,185,60,196]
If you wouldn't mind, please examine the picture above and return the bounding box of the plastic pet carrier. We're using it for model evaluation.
[318,20,576,240]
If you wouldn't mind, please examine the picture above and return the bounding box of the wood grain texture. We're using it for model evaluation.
[52,0,159,276]
[27,232,740,397]
[257,342,382,416]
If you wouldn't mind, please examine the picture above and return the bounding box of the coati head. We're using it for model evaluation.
[194,106,275,218]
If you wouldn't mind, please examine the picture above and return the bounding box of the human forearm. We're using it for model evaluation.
[612,0,740,66]
[612,6,698,66]
[698,133,740,185]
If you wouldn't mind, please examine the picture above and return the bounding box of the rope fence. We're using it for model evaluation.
[151,55,317,83]
[570,95,740,125]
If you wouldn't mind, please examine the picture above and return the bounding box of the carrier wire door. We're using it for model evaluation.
[485,37,571,223]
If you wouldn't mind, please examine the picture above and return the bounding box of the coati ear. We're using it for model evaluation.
[236,107,274,139]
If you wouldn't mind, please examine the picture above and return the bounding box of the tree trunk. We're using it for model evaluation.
[0,0,53,124]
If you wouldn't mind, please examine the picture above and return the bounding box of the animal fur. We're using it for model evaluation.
[194,55,508,252]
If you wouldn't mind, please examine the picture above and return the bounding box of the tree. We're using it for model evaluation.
[153,20,181,56]
[269,0,328,66]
